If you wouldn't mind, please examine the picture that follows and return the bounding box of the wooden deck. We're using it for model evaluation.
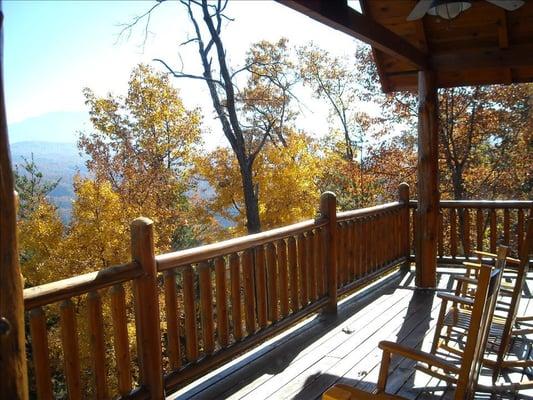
[168,267,533,400]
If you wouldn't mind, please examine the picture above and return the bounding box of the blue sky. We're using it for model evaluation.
[5,1,363,146]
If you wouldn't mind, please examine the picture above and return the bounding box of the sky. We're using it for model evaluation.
[4,0,364,147]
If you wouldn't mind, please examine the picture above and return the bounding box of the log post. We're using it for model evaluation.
[415,70,439,288]
[0,3,29,395]
[398,183,411,271]
[320,192,338,314]
[130,218,164,399]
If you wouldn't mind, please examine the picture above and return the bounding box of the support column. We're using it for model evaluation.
[416,70,439,288]
[0,4,29,398]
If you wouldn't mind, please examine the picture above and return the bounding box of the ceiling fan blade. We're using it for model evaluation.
[485,0,525,11]
[407,0,433,21]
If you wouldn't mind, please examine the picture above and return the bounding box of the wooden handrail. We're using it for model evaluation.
[156,218,327,272]
[409,200,533,209]
[336,202,403,222]
[23,261,141,310]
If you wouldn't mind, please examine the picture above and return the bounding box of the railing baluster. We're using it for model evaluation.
[110,284,132,396]
[60,299,81,400]
[463,208,471,258]
[229,253,242,342]
[490,209,497,253]
[370,216,376,272]
[356,219,363,278]
[88,291,108,399]
[362,217,369,276]
[337,223,344,287]
[297,233,309,305]
[350,222,357,279]
[288,236,299,312]
[164,269,181,370]
[277,240,289,318]
[346,222,354,282]
[254,246,268,329]
[450,208,457,259]
[182,265,198,362]
[266,243,279,323]
[242,249,256,335]
[307,231,317,302]
[437,212,443,259]
[199,262,215,355]
[476,209,484,252]
[215,257,229,348]
[29,307,53,400]
[504,209,510,245]
[317,229,326,297]
[411,208,417,256]
[518,209,525,257]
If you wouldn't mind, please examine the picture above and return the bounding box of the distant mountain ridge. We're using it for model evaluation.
[8,111,89,143]
[10,141,88,222]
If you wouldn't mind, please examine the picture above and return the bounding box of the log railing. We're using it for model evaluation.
[409,200,533,261]
[21,184,411,398]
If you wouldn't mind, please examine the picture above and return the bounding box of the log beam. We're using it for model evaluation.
[0,5,29,399]
[277,0,427,68]
[415,70,439,288]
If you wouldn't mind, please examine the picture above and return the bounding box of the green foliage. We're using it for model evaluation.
[14,153,60,220]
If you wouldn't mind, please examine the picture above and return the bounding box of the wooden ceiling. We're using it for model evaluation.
[279,0,533,93]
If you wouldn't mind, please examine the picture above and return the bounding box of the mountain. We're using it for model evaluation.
[8,111,90,143]
[10,141,88,222]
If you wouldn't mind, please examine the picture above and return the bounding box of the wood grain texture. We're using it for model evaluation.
[88,291,108,399]
[415,70,438,288]
[164,270,181,370]
[60,300,81,400]
[130,218,163,398]
[215,257,229,348]
[29,308,52,400]
[199,262,215,355]
[110,284,132,396]
[0,5,29,394]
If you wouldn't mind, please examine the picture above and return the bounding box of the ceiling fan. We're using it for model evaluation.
[407,0,525,21]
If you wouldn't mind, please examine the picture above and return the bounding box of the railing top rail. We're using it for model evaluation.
[336,202,403,222]
[409,200,533,209]
[156,218,327,272]
[23,261,141,310]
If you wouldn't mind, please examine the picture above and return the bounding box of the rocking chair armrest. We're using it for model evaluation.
[378,341,460,374]
[463,261,483,269]
[454,276,478,285]
[472,250,520,265]
[437,292,475,307]
[512,328,533,335]
[516,315,533,322]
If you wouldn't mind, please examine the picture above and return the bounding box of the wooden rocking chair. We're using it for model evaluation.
[432,217,533,385]
[322,263,504,400]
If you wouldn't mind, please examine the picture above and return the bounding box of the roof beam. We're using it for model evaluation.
[432,44,533,71]
[277,0,428,68]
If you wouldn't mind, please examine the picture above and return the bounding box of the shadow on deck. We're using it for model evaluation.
[168,268,533,400]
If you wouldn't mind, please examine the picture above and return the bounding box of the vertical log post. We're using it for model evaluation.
[415,70,439,288]
[320,192,338,314]
[398,183,410,271]
[130,218,164,399]
[0,4,29,395]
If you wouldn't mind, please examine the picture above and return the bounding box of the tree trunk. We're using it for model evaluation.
[239,160,261,234]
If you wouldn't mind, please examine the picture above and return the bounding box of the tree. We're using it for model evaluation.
[300,45,416,207]
[14,154,59,220]
[79,64,206,250]
[299,44,363,161]
[144,1,298,234]
[18,200,64,287]
[195,130,321,237]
